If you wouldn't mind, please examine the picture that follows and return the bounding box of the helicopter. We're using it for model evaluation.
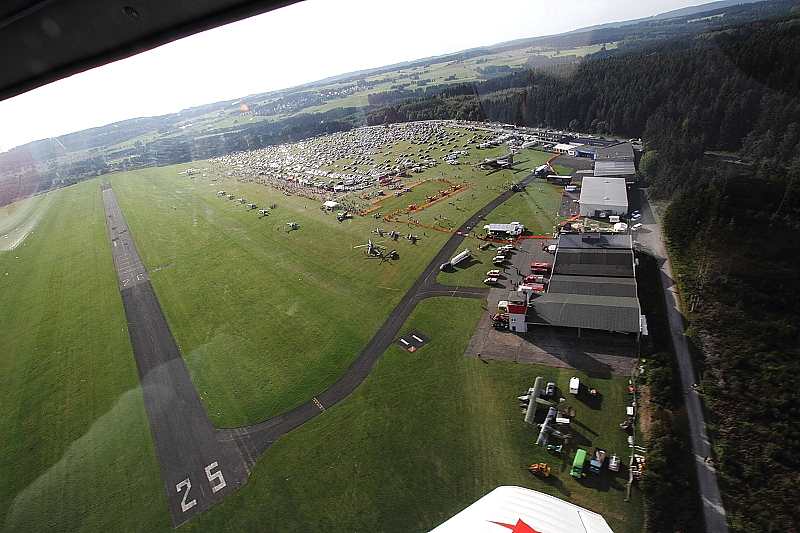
[354,239,385,257]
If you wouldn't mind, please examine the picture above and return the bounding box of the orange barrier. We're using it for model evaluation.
[359,178,465,217]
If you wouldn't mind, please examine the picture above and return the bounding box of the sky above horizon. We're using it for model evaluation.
[0,0,709,152]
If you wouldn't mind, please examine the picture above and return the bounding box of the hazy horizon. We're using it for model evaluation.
[0,0,711,152]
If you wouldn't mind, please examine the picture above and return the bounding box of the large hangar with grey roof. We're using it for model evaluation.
[510,230,645,337]
[578,176,628,217]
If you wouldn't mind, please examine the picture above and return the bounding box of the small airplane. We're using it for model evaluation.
[257,209,270,217]
[388,230,400,240]
[337,211,351,222]
[406,234,418,243]
[246,203,257,210]
[372,228,384,236]
[285,222,298,232]
[354,239,385,257]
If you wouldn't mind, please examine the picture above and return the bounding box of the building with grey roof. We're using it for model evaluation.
[527,294,641,333]
[552,248,635,277]
[594,142,635,161]
[594,160,636,179]
[548,275,638,298]
[578,177,628,217]
[520,228,644,336]
[558,233,633,249]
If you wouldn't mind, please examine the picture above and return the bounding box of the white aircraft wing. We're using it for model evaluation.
[428,486,615,533]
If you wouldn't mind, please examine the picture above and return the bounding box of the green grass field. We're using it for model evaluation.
[0,181,166,531]
[0,130,642,532]
[179,298,642,533]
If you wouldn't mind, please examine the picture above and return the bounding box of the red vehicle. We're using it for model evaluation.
[530,262,552,273]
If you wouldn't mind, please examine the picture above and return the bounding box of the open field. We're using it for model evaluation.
[0,180,166,530]
[1,127,642,531]
[104,129,547,427]
[0,193,53,251]
[181,297,643,533]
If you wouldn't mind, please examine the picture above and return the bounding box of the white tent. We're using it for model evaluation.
[322,200,340,209]
[428,486,615,533]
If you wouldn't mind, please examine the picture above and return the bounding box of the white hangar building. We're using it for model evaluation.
[578,177,628,217]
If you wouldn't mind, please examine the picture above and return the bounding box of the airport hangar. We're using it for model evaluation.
[577,176,628,218]
[506,233,645,339]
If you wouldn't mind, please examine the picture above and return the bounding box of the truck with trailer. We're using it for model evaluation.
[589,447,606,475]
[440,248,471,270]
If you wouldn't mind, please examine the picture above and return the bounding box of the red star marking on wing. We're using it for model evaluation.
[490,519,542,533]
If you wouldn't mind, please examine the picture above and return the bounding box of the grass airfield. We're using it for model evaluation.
[0,131,643,532]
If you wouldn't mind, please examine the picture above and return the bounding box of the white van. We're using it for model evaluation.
[569,377,580,395]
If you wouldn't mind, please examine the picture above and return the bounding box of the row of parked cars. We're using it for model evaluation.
[629,210,643,231]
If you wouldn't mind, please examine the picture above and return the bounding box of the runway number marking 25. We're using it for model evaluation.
[176,461,227,512]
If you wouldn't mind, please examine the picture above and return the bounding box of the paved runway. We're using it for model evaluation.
[102,184,252,526]
[100,175,531,523]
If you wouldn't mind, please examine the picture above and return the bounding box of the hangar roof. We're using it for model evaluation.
[529,293,641,332]
[558,233,632,249]
[594,142,635,161]
[553,248,635,277]
[428,486,614,533]
[548,274,638,298]
[594,160,636,177]
[578,177,628,208]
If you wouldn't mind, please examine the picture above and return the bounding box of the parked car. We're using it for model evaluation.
[486,269,501,277]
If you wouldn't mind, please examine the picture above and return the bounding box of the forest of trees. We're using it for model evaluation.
[663,174,800,533]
